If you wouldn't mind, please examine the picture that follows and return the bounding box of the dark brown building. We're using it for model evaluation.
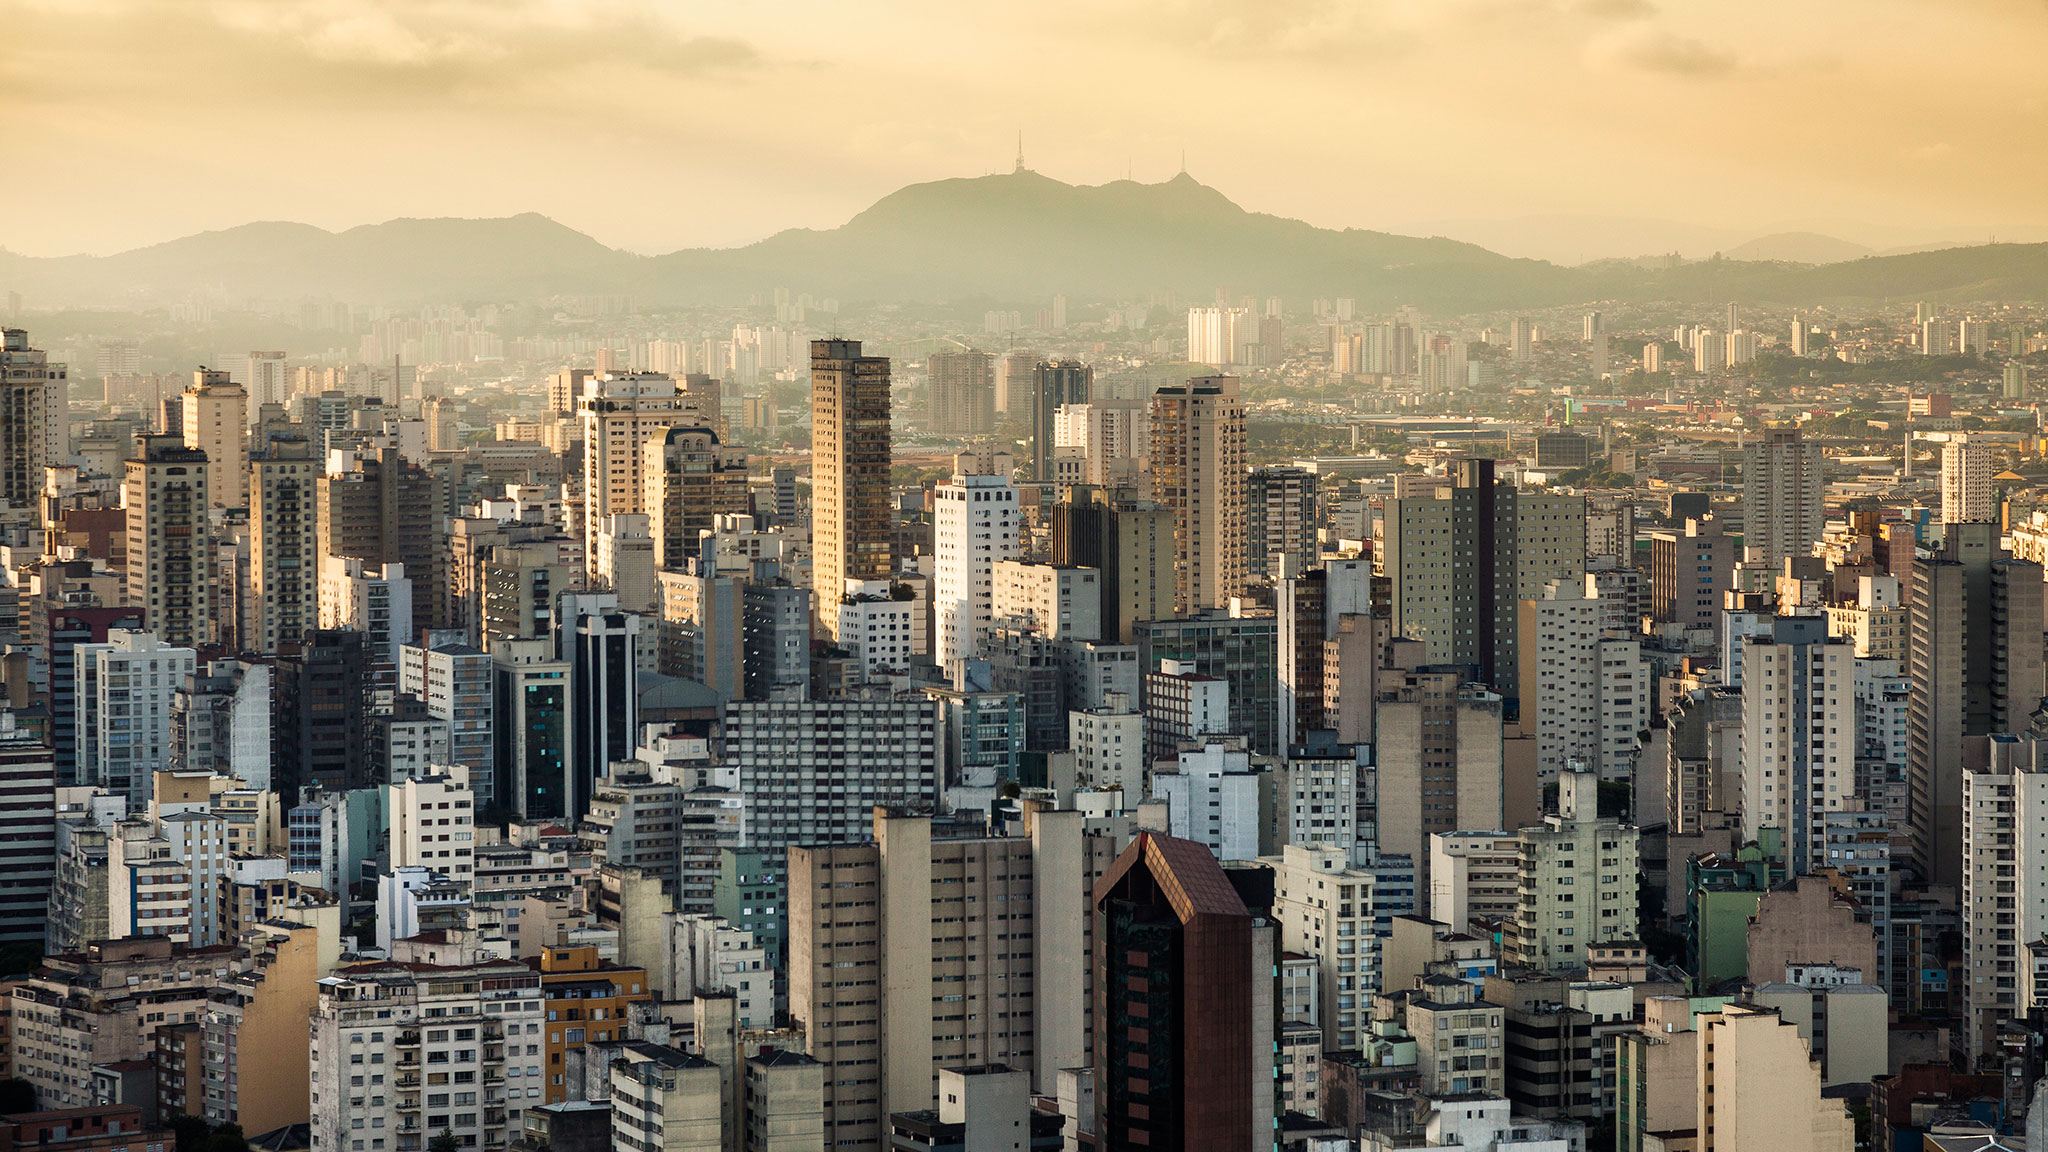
[1093,832,1268,1152]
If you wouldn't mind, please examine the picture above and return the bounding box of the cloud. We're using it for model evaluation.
[1577,0,1655,17]
[1590,26,1740,76]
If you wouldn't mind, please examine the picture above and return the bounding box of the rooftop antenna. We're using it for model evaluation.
[1179,149,1187,175]
[1014,131,1025,174]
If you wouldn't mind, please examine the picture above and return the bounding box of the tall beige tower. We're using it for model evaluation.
[810,339,892,636]
[246,437,319,653]
[182,368,247,508]
[0,328,64,516]
[578,371,693,581]
[643,426,749,571]
[1150,374,1247,614]
[125,434,214,647]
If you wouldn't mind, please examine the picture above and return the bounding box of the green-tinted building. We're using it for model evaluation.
[1683,833,1785,992]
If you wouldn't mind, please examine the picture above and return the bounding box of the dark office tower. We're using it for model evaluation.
[1135,611,1280,755]
[317,446,449,638]
[1032,360,1092,483]
[742,579,812,701]
[926,349,995,436]
[1247,466,1317,579]
[492,638,571,820]
[558,593,639,822]
[273,629,372,804]
[1095,832,1271,1152]
[1052,487,1175,644]
[810,340,891,632]
[1907,522,2046,888]
[1380,458,1584,707]
[0,716,53,949]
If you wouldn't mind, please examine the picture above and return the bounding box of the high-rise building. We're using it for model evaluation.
[1921,317,1955,355]
[1380,458,1586,704]
[1094,832,1273,1151]
[1136,612,1281,754]
[77,630,198,806]
[1150,375,1248,613]
[490,636,572,822]
[787,808,1127,1147]
[1186,306,1257,368]
[181,368,247,507]
[1052,488,1174,644]
[0,713,55,946]
[317,447,447,638]
[1372,667,1505,868]
[1959,734,2048,1060]
[399,635,495,799]
[1940,436,1994,525]
[741,579,811,700]
[810,339,892,636]
[1519,578,1647,783]
[1053,399,1150,487]
[933,471,1020,667]
[1790,317,1810,357]
[1032,359,1091,482]
[577,371,695,580]
[273,629,372,803]
[558,593,639,823]
[1501,768,1640,972]
[1742,428,1826,567]
[926,348,995,436]
[310,957,546,1151]
[245,350,287,409]
[0,329,65,512]
[1510,317,1533,360]
[2005,361,2030,401]
[643,425,749,570]
[1740,616,1854,872]
[124,434,213,648]
[318,556,413,665]
[1907,524,2045,888]
[1247,466,1317,579]
[245,437,319,653]
[1649,517,1734,628]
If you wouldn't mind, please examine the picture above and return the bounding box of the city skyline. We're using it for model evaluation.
[1,0,2045,259]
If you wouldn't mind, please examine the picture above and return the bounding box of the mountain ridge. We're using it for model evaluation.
[2,172,2044,311]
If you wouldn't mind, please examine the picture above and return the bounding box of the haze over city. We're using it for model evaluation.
[3,0,2047,260]
[4,4,2048,1152]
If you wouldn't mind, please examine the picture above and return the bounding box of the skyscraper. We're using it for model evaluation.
[1150,375,1248,614]
[1907,522,2045,888]
[124,434,213,648]
[642,425,749,570]
[1094,832,1272,1151]
[246,351,287,409]
[1742,427,1826,567]
[245,437,319,653]
[558,593,639,823]
[578,371,695,581]
[492,637,572,819]
[181,368,247,507]
[1380,458,1586,704]
[1247,466,1317,579]
[1740,616,1854,872]
[810,339,892,636]
[925,348,994,436]
[317,447,446,639]
[1032,359,1091,482]
[1940,436,1993,525]
[933,470,1020,668]
[1052,487,1174,644]
[0,328,64,512]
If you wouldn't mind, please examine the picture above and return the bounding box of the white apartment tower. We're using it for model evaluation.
[75,631,198,806]
[1941,436,1995,525]
[934,471,1019,667]
[1520,578,1647,783]
[1741,616,1854,872]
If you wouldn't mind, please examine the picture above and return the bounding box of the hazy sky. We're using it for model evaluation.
[3,0,2046,258]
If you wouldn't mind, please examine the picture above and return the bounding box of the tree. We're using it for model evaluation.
[204,1122,249,1152]
[430,1130,459,1152]
[167,1115,211,1152]
[0,1079,33,1115]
